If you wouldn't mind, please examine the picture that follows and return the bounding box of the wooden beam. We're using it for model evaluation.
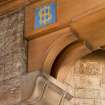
[25,0,105,39]
[0,0,38,16]
[71,5,105,49]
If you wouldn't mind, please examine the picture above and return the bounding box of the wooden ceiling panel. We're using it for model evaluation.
[25,0,105,39]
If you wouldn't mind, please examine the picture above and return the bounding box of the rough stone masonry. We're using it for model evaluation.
[0,9,27,105]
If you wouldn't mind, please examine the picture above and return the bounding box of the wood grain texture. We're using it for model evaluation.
[0,0,38,16]
[71,5,105,49]
[28,27,73,72]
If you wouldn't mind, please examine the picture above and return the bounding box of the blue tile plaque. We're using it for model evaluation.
[35,3,56,29]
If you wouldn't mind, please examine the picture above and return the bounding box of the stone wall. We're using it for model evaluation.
[65,50,105,105]
[0,9,27,105]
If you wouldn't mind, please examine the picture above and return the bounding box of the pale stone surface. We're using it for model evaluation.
[64,50,105,105]
[0,78,21,105]
[0,58,4,81]
[0,9,26,105]
[43,84,63,105]
[0,9,26,81]
[75,88,100,99]
[74,75,101,89]
[101,100,105,105]
[69,98,95,105]
[102,64,105,84]
[0,10,25,57]
[74,61,102,75]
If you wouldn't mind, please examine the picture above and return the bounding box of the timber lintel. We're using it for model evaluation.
[0,0,38,16]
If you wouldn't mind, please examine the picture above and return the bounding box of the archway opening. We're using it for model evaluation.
[51,46,105,82]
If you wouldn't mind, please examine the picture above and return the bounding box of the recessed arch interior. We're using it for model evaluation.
[47,41,92,80]
[42,33,78,74]
[50,45,105,81]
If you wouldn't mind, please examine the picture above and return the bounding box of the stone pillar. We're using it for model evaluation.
[0,9,27,105]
